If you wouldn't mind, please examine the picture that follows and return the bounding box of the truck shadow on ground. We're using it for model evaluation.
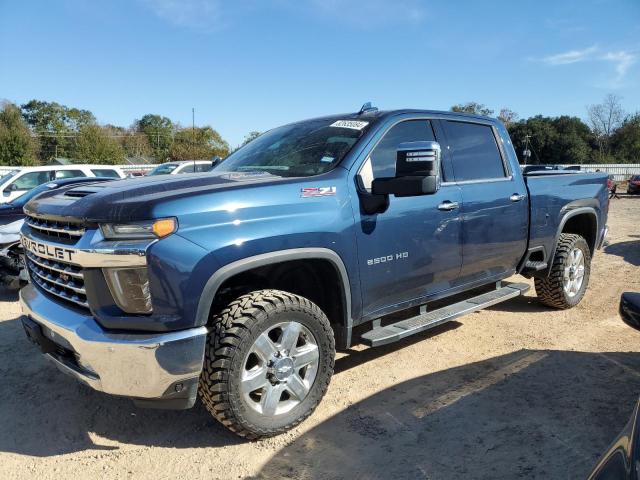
[253,349,640,480]
[605,235,640,266]
[2,301,640,480]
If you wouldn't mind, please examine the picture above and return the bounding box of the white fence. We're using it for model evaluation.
[0,164,156,176]
[1,163,639,181]
[559,164,640,181]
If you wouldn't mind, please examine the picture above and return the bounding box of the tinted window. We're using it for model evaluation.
[443,121,506,181]
[91,169,120,178]
[369,120,436,179]
[195,163,212,172]
[12,171,52,190]
[179,164,195,174]
[55,170,85,179]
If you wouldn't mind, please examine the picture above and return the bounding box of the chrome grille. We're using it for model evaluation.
[25,250,88,309]
[25,215,85,242]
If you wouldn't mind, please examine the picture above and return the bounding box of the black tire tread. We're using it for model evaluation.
[534,233,591,309]
[199,289,334,440]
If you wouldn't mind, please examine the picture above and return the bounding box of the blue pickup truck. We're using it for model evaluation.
[19,106,609,439]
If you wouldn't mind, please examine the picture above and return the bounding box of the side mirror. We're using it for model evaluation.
[620,292,640,330]
[372,141,441,197]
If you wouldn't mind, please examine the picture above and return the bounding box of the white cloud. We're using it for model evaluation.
[538,45,638,87]
[540,46,598,65]
[140,0,223,32]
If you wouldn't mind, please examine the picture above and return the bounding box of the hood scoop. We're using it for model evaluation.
[64,186,107,198]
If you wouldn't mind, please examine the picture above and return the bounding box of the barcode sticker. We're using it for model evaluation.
[330,120,369,130]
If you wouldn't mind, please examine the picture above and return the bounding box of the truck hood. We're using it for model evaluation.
[24,171,297,223]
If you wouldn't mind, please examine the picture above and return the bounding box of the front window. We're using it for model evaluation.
[12,171,52,191]
[147,163,179,175]
[214,118,371,177]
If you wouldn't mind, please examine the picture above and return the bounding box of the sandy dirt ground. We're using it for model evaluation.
[0,197,639,480]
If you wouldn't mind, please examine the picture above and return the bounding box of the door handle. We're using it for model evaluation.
[510,193,525,202]
[438,201,459,211]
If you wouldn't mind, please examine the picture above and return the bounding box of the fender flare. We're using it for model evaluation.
[549,206,599,264]
[195,247,353,339]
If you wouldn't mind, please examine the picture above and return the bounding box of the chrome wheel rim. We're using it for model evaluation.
[563,248,585,298]
[241,321,319,416]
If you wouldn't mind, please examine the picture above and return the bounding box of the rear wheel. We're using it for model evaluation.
[534,233,591,309]
[199,289,335,439]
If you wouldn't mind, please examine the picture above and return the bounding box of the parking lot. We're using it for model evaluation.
[0,197,638,480]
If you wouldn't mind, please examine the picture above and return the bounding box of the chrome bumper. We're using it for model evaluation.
[20,285,207,399]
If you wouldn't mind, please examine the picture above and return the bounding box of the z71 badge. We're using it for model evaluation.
[301,186,337,198]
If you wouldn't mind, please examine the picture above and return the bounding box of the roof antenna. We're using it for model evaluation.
[358,102,378,115]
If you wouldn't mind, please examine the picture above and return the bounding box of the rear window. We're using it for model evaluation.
[91,169,121,178]
[443,121,506,182]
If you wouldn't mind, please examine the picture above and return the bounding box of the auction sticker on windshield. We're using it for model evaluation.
[330,120,368,130]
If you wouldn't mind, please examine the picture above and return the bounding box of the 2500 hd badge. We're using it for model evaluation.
[21,237,75,262]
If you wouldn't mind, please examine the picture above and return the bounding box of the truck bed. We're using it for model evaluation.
[525,171,609,259]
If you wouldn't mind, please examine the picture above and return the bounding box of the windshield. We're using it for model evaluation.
[214,118,371,177]
[0,170,19,183]
[147,164,179,175]
[8,182,55,207]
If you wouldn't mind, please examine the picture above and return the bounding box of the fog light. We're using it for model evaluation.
[104,267,152,314]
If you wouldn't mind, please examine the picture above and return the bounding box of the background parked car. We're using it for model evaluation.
[146,160,215,176]
[0,177,116,288]
[627,175,640,195]
[587,292,640,479]
[0,165,125,204]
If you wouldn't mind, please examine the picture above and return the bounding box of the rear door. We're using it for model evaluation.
[439,120,528,283]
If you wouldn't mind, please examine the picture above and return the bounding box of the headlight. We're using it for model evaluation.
[104,267,152,314]
[0,219,24,234]
[100,218,177,240]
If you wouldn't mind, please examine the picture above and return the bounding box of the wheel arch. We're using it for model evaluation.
[195,248,353,348]
[542,206,598,278]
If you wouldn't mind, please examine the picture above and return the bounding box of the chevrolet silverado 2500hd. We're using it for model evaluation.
[19,107,609,438]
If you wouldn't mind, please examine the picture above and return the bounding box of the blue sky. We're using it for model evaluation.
[1,0,638,146]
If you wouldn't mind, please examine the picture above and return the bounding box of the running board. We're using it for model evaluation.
[360,282,530,347]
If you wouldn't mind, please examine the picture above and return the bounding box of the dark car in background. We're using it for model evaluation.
[0,177,114,288]
[627,175,640,195]
[588,292,640,479]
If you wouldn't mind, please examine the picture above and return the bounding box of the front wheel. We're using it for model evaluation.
[534,233,591,309]
[199,289,335,439]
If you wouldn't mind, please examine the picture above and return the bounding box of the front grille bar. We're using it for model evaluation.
[25,217,85,238]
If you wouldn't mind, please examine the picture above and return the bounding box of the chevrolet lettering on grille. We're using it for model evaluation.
[21,237,76,263]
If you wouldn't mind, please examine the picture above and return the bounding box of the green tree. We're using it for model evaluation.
[0,102,38,166]
[135,114,175,161]
[21,100,95,162]
[509,115,595,165]
[611,113,640,163]
[169,126,230,160]
[451,102,494,116]
[73,124,125,164]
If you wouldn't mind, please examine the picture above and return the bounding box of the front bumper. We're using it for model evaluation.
[20,284,207,405]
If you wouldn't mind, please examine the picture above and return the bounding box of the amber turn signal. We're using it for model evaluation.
[152,218,177,238]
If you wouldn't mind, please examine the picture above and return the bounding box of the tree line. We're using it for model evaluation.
[0,95,638,167]
[451,95,638,165]
[0,100,235,166]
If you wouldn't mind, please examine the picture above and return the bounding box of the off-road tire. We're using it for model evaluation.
[534,233,591,309]
[199,289,335,439]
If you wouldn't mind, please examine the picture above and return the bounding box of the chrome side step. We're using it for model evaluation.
[360,282,530,347]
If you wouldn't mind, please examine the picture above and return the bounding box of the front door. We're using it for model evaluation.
[352,119,463,319]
